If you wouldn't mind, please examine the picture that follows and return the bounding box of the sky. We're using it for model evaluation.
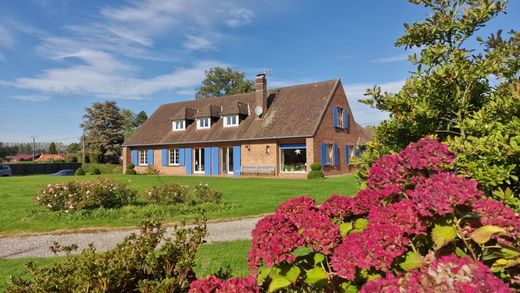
[0,0,518,144]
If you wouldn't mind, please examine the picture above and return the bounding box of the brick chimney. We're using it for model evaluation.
[255,73,267,117]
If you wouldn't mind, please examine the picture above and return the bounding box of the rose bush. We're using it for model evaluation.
[192,138,519,292]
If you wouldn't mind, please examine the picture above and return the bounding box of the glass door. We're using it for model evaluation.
[194,148,205,173]
[222,147,234,174]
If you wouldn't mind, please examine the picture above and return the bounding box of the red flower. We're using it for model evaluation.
[473,199,520,238]
[366,155,407,190]
[400,137,455,171]
[189,275,223,293]
[368,200,426,235]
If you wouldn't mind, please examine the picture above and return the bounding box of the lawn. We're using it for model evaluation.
[0,240,251,291]
[0,174,359,235]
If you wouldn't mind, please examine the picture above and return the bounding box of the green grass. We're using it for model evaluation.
[0,240,251,291]
[82,163,122,174]
[0,174,359,235]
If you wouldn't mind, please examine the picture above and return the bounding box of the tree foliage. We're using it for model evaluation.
[48,142,58,154]
[356,0,519,209]
[195,67,254,100]
[121,109,148,139]
[81,101,124,164]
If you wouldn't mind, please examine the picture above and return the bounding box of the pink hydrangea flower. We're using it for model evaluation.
[368,200,426,235]
[248,214,304,269]
[473,199,520,238]
[189,275,223,293]
[287,209,340,255]
[400,137,455,171]
[220,275,259,293]
[320,195,356,219]
[276,195,318,216]
[366,154,407,190]
[407,172,483,216]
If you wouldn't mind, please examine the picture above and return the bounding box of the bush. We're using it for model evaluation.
[35,178,137,212]
[126,168,137,175]
[74,168,85,176]
[193,138,520,291]
[7,219,207,292]
[307,170,324,180]
[194,183,222,203]
[310,163,322,171]
[145,183,191,204]
[90,167,101,175]
[89,151,102,164]
[66,156,78,163]
[83,163,122,174]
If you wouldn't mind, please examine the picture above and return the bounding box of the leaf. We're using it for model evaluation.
[455,247,468,257]
[282,265,300,284]
[470,225,507,244]
[304,266,328,285]
[257,266,271,283]
[314,253,325,265]
[431,224,457,249]
[352,218,369,232]
[268,275,291,292]
[292,246,314,257]
[400,251,424,271]
[339,222,353,237]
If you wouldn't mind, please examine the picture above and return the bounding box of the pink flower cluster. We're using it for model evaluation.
[361,255,512,292]
[366,154,407,190]
[189,275,259,293]
[400,137,455,171]
[407,172,483,216]
[473,199,520,238]
[368,200,426,236]
[320,188,395,219]
[331,224,408,280]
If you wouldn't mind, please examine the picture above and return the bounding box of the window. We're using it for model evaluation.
[280,147,307,172]
[222,147,234,174]
[169,148,180,165]
[337,107,344,128]
[197,117,211,129]
[223,115,239,127]
[172,120,185,131]
[139,150,148,166]
[326,144,334,165]
[194,148,205,172]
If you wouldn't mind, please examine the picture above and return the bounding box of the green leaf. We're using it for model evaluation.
[455,247,468,257]
[431,224,457,249]
[292,246,314,257]
[283,265,301,283]
[339,222,353,237]
[304,266,328,285]
[470,225,507,244]
[257,266,272,283]
[351,218,369,233]
[314,253,325,265]
[399,251,424,271]
[268,275,291,292]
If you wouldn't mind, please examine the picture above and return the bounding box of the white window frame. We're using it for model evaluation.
[326,144,334,165]
[169,148,180,165]
[139,150,148,166]
[337,107,344,128]
[223,115,239,127]
[197,117,211,129]
[172,120,185,131]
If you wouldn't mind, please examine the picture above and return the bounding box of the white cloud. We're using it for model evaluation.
[344,80,405,125]
[0,24,14,61]
[372,54,408,63]
[13,95,50,102]
[226,8,255,27]
[183,34,215,51]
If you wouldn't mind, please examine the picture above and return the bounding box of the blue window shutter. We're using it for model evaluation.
[332,106,338,127]
[334,144,339,166]
[185,148,192,174]
[161,149,168,166]
[204,147,211,175]
[233,145,241,176]
[320,144,327,165]
[211,147,219,175]
[344,111,349,129]
[131,150,138,165]
[147,149,154,166]
[179,148,185,166]
[345,145,350,164]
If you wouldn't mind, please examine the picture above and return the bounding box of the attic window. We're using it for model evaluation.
[172,120,185,131]
[197,117,211,129]
[223,115,239,127]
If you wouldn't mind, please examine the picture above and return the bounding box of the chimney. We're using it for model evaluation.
[255,73,267,117]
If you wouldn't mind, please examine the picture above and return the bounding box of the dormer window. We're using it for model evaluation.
[197,117,211,129]
[172,120,185,131]
[223,115,239,127]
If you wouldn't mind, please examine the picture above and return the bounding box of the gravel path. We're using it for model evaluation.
[0,217,261,259]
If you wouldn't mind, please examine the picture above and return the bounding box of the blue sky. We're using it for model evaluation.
[0,0,518,143]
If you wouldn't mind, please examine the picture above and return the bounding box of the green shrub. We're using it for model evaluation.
[35,178,137,212]
[126,169,137,175]
[310,163,322,171]
[307,170,325,179]
[145,183,191,204]
[128,163,135,169]
[194,183,222,203]
[90,167,101,175]
[83,163,122,174]
[6,219,207,292]
[74,168,85,176]
[66,156,78,163]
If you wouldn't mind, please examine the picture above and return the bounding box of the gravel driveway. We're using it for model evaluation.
[0,217,261,259]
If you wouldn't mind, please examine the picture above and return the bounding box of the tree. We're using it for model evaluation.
[81,101,124,164]
[195,67,254,100]
[66,143,81,154]
[48,142,58,154]
[121,109,148,139]
[356,0,519,209]
[0,142,17,159]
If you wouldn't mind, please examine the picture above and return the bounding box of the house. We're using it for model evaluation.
[122,74,371,177]
[36,153,66,161]
[7,154,40,162]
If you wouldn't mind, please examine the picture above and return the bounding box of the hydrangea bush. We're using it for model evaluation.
[145,183,191,204]
[192,138,520,292]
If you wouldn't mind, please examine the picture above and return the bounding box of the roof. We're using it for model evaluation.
[124,79,369,146]
[36,154,66,161]
[7,154,39,161]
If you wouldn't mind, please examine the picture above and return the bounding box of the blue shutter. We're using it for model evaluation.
[345,145,350,164]
[211,147,219,175]
[179,148,185,166]
[344,111,349,129]
[204,147,211,175]
[332,106,338,127]
[334,144,339,166]
[147,149,154,166]
[185,148,192,174]
[320,144,327,165]
[131,150,138,165]
[162,149,168,166]
[233,145,241,176]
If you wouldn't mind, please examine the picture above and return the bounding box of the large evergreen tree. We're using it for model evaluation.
[195,67,254,100]
[48,142,58,154]
[81,101,124,164]
[121,109,148,139]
